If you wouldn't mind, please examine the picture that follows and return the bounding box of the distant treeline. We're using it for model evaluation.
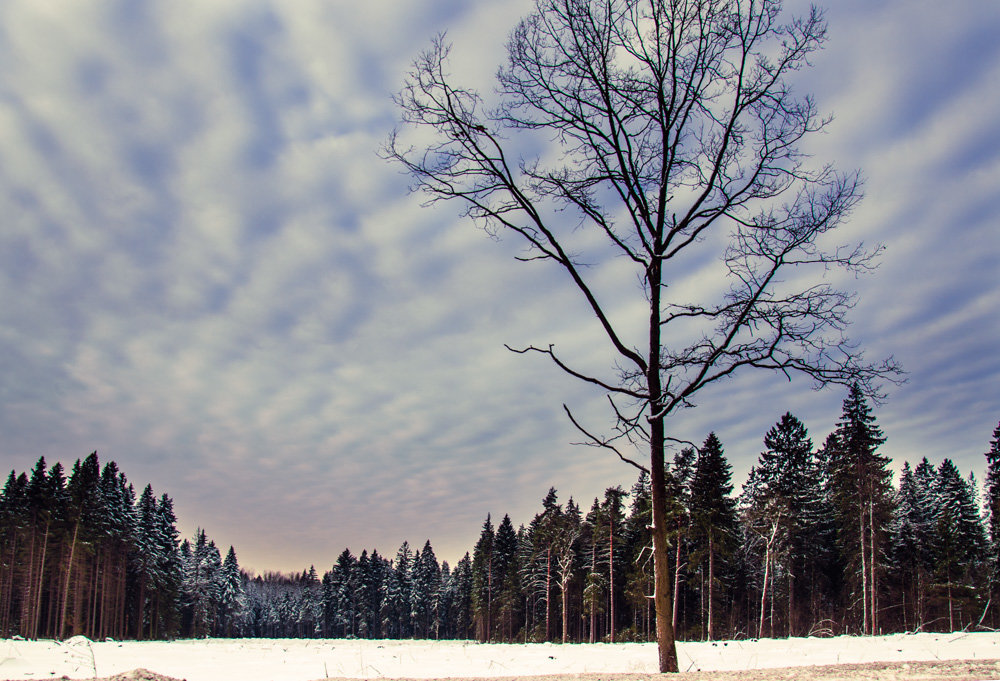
[2,387,1000,642]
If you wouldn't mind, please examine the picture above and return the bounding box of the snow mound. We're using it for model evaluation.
[104,669,184,681]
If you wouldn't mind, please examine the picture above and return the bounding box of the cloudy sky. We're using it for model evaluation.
[0,0,997,574]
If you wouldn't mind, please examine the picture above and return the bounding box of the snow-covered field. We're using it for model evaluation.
[2,632,1000,681]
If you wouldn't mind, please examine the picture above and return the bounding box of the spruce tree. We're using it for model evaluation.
[742,413,818,637]
[471,515,496,641]
[219,546,245,636]
[411,540,441,638]
[583,498,607,643]
[825,384,893,635]
[985,421,1000,602]
[688,432,737,641]
[933,458,986,630]
[492,515,520,640]
[153,494,181,638]
[622,472,653,640]
[451,553,474,639]
[890,462,935,630]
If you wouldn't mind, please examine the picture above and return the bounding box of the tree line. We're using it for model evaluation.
[2,389,999,642]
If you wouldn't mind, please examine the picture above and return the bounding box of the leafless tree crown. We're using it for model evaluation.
[386,0,900,454]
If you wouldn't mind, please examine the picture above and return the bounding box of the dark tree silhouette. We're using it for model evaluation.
[386,0,900,670]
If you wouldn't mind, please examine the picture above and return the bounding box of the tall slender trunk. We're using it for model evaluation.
[90,548,101,637]
[544,548,552,641]
[609,520,615,643]
[136,574,146,640]
[648,251,678,672]
[788,568,795,638]
[59,520,80,638]
[1,532,18,634]
[869,499,877,634]
[947,575,954,632]
[673,523,683,632]
[707,535,715,641]
[859,499,867,635]
[589,543,597,643]
[32,523,49,639]
[561,575,570,643]
[20,528,36,638]
[759,544,771,639]
[650,420,679,670]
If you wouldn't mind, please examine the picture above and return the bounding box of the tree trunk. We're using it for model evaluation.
[759,545,771,639]
[859,499,867,634]
[708,535,715,641]
[561,577,570,644]
[788,568,795,638]
[650,421,679,671]
[59,520,80,639]
[869,499,877,634]
[673,522,684,633]
[32,523,49,639]
[545,548,552,641]
[648,246,678,671]
[609,520,616,643]
[20,527,35,638]
[589,543,597,643]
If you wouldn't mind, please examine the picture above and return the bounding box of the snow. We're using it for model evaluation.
[1,633,999,680]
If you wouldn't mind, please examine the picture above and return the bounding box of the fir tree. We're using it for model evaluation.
[985,421,1000,600]
[450,553,474,639]
[622,471,653,640]
[825,384,893,635]
[219,546,245,636]
[689,432,736,641]
[742,412,820,637]
[411,540,441,638]
[471,515,496,641]
[933,458,987,630]
[890,461,935,630]
[492,515,520,640]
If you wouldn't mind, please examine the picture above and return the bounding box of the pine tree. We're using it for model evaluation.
[741,412,818,637]
[825,384,893,635]
[471,515,496,641]
[450,553,474,639]
[890,462,935,630]
[622,471,653,640]
[219,546,245,636]
[666,448,695,635]
[411,540,441,638]
[181,529,222,637]
[152,494,181,638]
[985,421,1000,604]
[932,458,986,630]
[60,452,102,638]
[554,497,583,643]
[0,471,29,635]
[583,497,607,643]
[132,485,159,639]
[388,542,412,638]
[688,433,737,641]
[492,515,520,640]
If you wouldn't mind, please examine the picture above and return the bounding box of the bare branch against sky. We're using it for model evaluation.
[0,0,996,575]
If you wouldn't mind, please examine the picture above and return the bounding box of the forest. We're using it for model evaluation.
[2,386,999,644]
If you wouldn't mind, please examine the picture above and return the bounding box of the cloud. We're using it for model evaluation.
[0,0,997,572]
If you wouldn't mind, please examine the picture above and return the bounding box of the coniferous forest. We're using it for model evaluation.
[2,388,999,643]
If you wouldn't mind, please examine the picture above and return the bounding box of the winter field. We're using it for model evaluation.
[2,633,1000,681]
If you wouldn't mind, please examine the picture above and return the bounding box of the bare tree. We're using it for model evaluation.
[385,0,900,671]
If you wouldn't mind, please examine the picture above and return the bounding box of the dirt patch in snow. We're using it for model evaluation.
[44,658,1000,681]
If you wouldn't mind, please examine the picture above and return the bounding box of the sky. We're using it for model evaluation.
[0,0,997,575]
